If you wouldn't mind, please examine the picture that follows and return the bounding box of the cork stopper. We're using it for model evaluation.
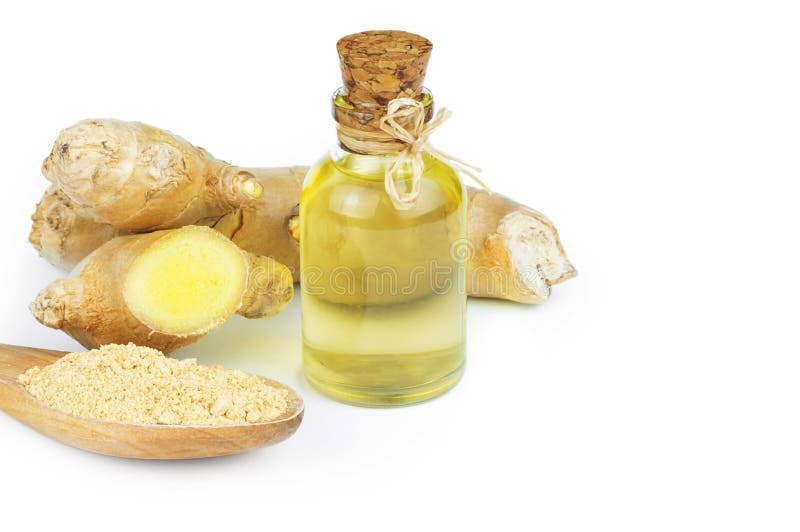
[337,30,433,106]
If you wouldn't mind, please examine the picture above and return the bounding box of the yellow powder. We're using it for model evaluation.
[17,343,289,426]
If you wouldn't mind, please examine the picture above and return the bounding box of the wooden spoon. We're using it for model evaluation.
[0,344,304,459]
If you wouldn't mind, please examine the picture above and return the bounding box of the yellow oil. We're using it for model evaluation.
[300,150,467,406]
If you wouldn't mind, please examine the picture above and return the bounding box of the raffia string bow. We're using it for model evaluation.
[337,98,490,210]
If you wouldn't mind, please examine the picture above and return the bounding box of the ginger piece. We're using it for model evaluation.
[30,226,293,353]
[32,119,575,303]
[465,189,576,304]
[42,119,264,230]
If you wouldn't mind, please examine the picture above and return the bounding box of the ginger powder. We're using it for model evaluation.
[17,344,289,426]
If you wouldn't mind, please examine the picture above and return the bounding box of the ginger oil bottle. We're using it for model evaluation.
[300,31,467,406]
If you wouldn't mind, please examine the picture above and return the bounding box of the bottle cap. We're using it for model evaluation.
[336,30,433,106]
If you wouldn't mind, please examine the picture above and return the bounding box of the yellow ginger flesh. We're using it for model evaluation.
[124,228,247,336]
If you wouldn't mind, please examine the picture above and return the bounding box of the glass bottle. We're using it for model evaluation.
[300,31,467,406]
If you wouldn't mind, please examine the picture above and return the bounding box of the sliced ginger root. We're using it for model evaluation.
[30,226,293,353]
[124,228,252,335]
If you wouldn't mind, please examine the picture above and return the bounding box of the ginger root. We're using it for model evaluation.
[30,226,294,354]
[32,119,575,304]
[42,119,264,230]
[466,189,576,303]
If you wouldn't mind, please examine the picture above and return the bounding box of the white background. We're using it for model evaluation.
[1,1,798,530]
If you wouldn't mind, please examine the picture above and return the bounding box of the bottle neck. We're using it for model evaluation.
[331,87,434,156]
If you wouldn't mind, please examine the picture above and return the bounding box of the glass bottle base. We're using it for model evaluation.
[303,344,465,407]
[304,364,464,407]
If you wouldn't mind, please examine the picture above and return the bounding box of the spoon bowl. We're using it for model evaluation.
[0,344,303,459]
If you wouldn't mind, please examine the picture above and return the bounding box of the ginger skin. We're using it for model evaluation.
[30,187,123,270]
[30,226,294,354]
[32,119,575,304]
